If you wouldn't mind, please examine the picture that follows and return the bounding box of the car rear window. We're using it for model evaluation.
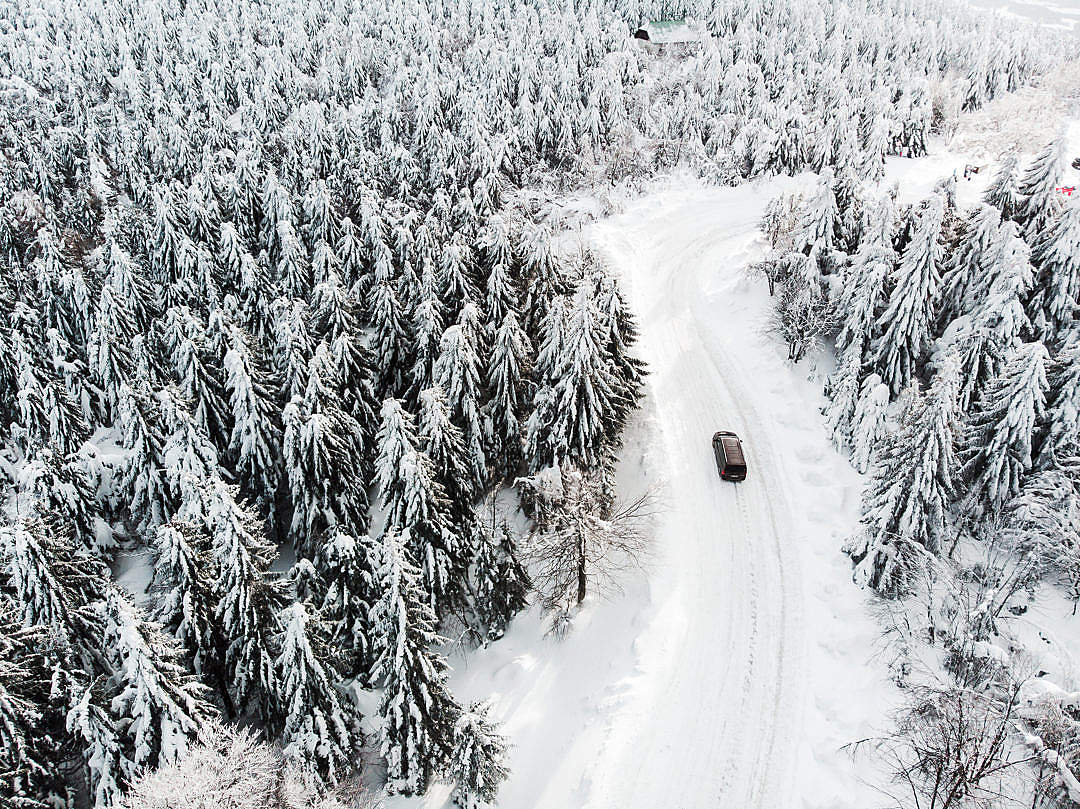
[721,437,744,466]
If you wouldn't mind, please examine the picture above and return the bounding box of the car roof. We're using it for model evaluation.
[719,435,745,465]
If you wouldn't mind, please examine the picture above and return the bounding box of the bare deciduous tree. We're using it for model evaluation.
[526,463,655,611]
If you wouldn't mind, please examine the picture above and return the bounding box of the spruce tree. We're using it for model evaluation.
[794,168,840,254]
[273,601,359,788]
[448,701,509,809]
[1028,202,1080,343]
[850,374,890,473]
[846,359,960,595]
[982,151,1021,222]
[960,341,1049,520]
[204,479,284,719]
[484,311,532,479]
[369,528,461,796]
[317,526,379,680]
[549,282,622,467]
[937,204,1002,326]
[1036,334,1080,469]
[434,321,488,496]
[101,589,215,776]
[1015,136,1067,242]
[149,520,232,715]
[223,326,281,505]
[471,521,530,641]
[874,195,944,394]
[375,399,463,616]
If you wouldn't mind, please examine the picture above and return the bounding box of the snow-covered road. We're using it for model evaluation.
[585,189,807,808]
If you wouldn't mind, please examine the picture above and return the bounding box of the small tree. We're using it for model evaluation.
[769,268,834,362]
[1015,135,1067,242]
[528,463,651,608]
[447,701,509,809]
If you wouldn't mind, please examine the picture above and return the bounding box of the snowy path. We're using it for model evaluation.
[585,188,807,809]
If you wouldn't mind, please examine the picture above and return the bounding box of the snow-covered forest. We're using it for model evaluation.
[0,0,1073,805]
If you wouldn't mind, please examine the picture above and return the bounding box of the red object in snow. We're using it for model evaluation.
[1056,186,1076,196]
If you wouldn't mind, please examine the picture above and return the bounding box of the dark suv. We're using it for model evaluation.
[712,431,747,481]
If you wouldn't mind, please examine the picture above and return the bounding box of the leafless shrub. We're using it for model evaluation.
[767,273,837,362]
[861,676,1035,809]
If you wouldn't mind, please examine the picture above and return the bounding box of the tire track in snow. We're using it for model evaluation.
[583,190,805,809]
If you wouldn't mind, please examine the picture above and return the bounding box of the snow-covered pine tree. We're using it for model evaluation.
[317,526,379,680]
[874,194,944,394]
[223,326,281,506]
[273,601,359,789]
[369,528,461,796]
[66,683,128,809]
[163,308,231,453]
[593,270,646,441]
[850,373,891,473]
[418,385,475,527]
[434,320,488,496]
[549,281,623,468]
[447,701,509,809]
[368,275,410,396]
[936,204,1002,326]
[485,311,532,480]
[1028,201,1080,344]
[272,298,315,405]
[0,597,59,808]
[959,340,1049,521]
[18,447,106,557]
[471,520,530,641]
[114,391,167,528]
[204,479,285,719]
[150,520,232,715]
[835,208,894,364]
[479,215,521,330]
[846,358,960,595]
[823,347,863,452]
[520,222,565,335]
[101,588,215,777]
[408,264,446,406]
[793,168,839,254]
[375,398,464,616]
[1036,334,1080,470]
[982,151,1022,222]
[86,284,137,418]
[1015,135,1067,243]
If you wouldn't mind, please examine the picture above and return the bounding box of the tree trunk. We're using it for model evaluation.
[576,527,587,605]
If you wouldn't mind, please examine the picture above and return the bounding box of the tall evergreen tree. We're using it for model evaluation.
[273,601,359,788]
[317,526,379,680]
[874,195,944,394]
[223,327,281,505]
[1028,202,1080,343]
[1015,136,1067,242]
[447,701,509,809]
[982,151,1021,222]
[1036,334,1080,470]
[846,359,960,594]
[101,589,215,777]
[959,341,1049,520]
[369,528,461,796]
